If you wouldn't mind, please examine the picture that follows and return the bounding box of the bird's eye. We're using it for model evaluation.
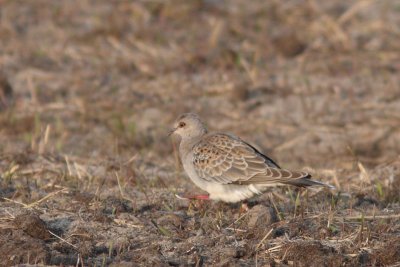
[179,122,186,128]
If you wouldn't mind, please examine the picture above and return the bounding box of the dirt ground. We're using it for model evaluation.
[1,0,400,266]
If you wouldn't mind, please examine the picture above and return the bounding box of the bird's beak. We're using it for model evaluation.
[168,127,177,137]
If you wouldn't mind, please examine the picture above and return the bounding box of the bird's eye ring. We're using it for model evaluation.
[179,122,186,128]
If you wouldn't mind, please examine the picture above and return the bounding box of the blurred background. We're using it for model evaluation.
[0,0,400,266]
[1,0,400,167]
[1,0,400,168]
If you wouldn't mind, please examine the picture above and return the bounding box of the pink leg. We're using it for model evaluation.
[240,202,249,212]
[175,194,210,200]
[192,194,210,200]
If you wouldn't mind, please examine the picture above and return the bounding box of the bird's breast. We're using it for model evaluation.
[181,152,209,191]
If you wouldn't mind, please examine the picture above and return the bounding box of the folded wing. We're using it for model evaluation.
[192,133,326,187]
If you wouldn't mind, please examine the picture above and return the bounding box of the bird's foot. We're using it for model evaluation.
[175,194,210,200]
[240,202,250,212]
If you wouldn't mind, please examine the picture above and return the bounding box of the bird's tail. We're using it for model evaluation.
[283,176,335,189]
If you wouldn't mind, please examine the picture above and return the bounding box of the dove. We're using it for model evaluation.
[169,113,333,203]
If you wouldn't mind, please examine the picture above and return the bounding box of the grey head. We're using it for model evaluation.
[169,113,208,141]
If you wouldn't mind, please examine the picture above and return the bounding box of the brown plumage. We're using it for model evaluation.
[192,133,325,187]
[170,113,333,203]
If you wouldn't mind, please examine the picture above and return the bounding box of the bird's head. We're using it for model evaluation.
[169,113,207,140]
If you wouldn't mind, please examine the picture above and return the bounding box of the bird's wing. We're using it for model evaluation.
[192,133,310,185]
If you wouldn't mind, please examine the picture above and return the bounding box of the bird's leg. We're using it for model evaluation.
[190,194,210,200]
[237,200,250,216]
[175,194,210,212]
[175,194,210,200]
[240,201,250,212]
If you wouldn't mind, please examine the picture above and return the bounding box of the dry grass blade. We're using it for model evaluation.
[358,162,371,183]
[48,230,78,250]
[2,197,29,207]
[38,124,51,154]
[25,188,67,208]
[266,245,283,253]
[256,228,274,250]
[274,133,311,152]
[338,0,374,25]
[115,171,125,198]
[343,214,400,221]
[113,219,143,228]
[225,210,249,228]
[225,227,247,232]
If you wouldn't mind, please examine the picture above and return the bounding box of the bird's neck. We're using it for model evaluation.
[179,131,206,157]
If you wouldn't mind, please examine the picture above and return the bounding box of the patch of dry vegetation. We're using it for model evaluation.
[0,0,400,266]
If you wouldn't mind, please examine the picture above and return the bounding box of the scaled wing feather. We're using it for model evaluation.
[192,134,310,185]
